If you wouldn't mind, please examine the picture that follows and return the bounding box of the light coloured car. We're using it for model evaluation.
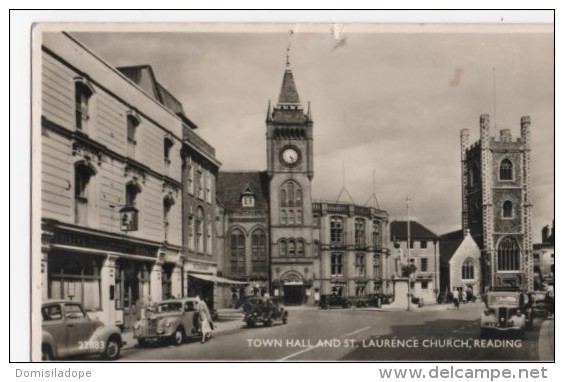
[133,297,208,346]
[41,300,124,361]
[480,292,526,338]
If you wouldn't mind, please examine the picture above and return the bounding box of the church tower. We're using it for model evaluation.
[266,59,315,305]
[461,114,533,292]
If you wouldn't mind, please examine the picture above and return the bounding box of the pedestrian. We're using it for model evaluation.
[197,296,213,343]
[452,291,460,309]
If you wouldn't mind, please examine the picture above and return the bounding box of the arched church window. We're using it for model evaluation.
[500,159,513,181]
[497,237,520,271]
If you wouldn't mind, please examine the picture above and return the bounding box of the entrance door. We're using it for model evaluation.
[283,285,304,305]
[122,277,139,330]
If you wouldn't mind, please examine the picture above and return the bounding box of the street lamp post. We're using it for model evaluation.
[406,196,411,312]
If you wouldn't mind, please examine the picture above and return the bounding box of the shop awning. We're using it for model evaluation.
[189,273,249,285]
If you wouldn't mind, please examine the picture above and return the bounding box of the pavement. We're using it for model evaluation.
[538,316,555,361]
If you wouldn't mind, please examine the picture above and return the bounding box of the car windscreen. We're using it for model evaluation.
[156,302,183,312]
[489,295,518,305]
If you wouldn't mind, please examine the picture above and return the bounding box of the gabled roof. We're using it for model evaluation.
[216,171,269,212]
[439,229,465,266]
[390,220,439,241]
[118,65,195,127]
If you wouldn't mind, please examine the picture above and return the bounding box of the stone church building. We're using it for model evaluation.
[460,114,533,292]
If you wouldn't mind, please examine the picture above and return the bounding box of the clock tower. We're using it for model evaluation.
[266,60,315,305]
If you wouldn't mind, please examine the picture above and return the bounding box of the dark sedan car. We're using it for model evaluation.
[319,294,352,309]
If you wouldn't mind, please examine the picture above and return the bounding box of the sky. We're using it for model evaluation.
[72,24,554,238]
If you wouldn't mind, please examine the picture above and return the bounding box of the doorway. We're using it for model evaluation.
[283,285,304,305]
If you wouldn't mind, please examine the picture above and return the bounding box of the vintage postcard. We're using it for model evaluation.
[31,21,554,362]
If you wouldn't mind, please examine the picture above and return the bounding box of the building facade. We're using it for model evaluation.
[39,33,225,328]
[40,33,188,329]
[312,202,389,299]
[216,62,390,306]
[460,115,533,292]
[439,229,481,296]
[389,221,440,303]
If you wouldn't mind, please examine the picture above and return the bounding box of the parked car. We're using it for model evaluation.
[480,291,526,338]
[529,292,549,318]
[319,294,352,309]
[355,293,390,307]
[41,300,124,361]
[133,297,212,346]
[241,297,288,327]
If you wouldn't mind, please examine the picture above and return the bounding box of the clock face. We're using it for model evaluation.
[282,147,300,165]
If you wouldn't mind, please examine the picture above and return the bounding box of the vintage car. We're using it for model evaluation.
[133,297,211,346]
[41,300,124,361]
[319,294,352,309]
[480,291,527,338]
[529,292,549,318]
[241,297,288,327]
[355,293,391,307]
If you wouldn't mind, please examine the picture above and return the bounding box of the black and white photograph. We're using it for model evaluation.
[29,18,554,363]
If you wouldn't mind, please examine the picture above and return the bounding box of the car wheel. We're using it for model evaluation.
[171,327,185,346]
[264,318,273,327]
[103,336,121,360]
[282,314,288,324]
[246,321,255,328]
[41,345,53,361]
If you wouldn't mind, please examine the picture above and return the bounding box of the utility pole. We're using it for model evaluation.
[406,196,412,311]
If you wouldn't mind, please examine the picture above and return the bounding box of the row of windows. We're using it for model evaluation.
[75,162,176,239]
[331,253,381,278]
[394,240,430,249]
[278,238,305,257]
[280,209,303,225]
[468,158,515,187]
[187,207,212,255]
[229,229,267,275]
[185,162,213,204]
[75,81,177,173]
[330,217,382,246]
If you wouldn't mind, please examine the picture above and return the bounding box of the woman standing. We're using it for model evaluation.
[197,297,213,343]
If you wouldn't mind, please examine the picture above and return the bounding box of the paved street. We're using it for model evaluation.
[118,303,550,361]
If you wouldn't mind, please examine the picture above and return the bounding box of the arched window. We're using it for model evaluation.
[126,114,139,158]
[297,240,305,257]
[288,240,296,257]
[163,196,174,241]
[280,189,287,207]
[75,81,93,132]
[251,230,267,273]
[288,210,295,225]
[500,159,513,181]
[469,162,479,187]
[196,207,204,253]
[279,181,303,225]
[280,210,287,225]
[125,182,141,208]
[373,254,380,278]
[331,253,344,276]
[498,237,520,271]
[355,218,365,246]
[372,221,381,248]
[296,210,303,224]
[279,240,287,256]
[330,216,344,244]
[74,162,96,225]
[502,200,513,218]
[230,229,246,275]
[461,258,474,280]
